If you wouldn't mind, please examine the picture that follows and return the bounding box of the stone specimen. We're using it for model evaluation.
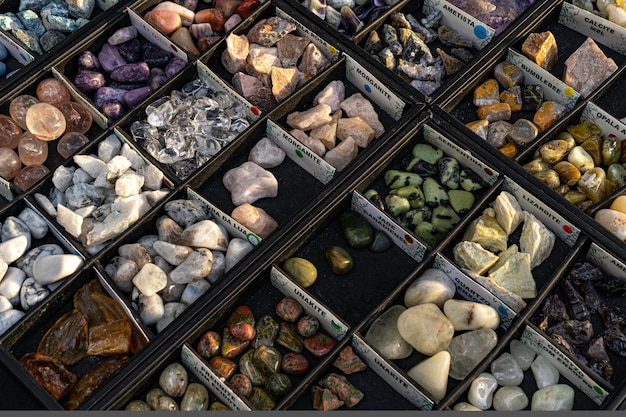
[403,268,456,308]
[447,0,538,35]
[397,303,454,356]
[407,351,450,401]
[563,37,618,98]
[365,305,413,360]
[223,161,279,206]
[231,204,278,239]
[521,31,558,71]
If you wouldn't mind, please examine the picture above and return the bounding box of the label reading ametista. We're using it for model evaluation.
[275,8,340,61]
[351,335,434,410]
[423,0,494,50]
[506,49,579,109]
[559,2,626,56]
[503,176,579,246]
[587,243,626,282]
[129,9,188,61]
[196,61,260,120]
[351,191,426,261]
[521,326,609,405]
[0,31,33,65]
[581,102,626,137]
[266,119,336,184]
[52,67,108,129]
[270,266,348,340]
[345,55,405,121]
[423,125,499,185]
[181,344,251,410]
[433,254,515,329]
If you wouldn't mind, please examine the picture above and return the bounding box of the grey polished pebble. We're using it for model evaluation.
[530,355,560,389]
[490,352,524,386]
[468,372,498,410]
[180,383,210,411]
[493,386,529,411]
[159,362,188,398]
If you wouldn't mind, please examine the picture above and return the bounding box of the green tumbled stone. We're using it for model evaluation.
[239,350,267,386]
[431,205,461,232]
[325,246,354,275]
[384,170,423,188]
[369,230,392,253]
[276,322,304,353]
[602,137,621,166]
[389,185,424,209]
[423,177,449,207]
[281,257,318,288]
[250,387,276,410]
[209,402,231,410]
[364,188,386,211]
[448,189,475,215]
[304,333,336,358]
[265,373,293,400]
[276,296,304,322]
[221,327,250,359]
[414,221,445,247]
[385,194,411,217]
[253,345,282,375]
[403,156,438,176]
[209,356,237,380]
[399,207,432,229]
[459,168,486,191]
[438,157,460,189]
[412,143,444,164]
[254,315,280,348]
[339,211,374,248]
[226,305,255,327]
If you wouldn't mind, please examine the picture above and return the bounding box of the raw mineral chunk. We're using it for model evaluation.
[463,211,508,253]
[286,103,332,130]
[276,34,310,67]
[463,269,527,313]
[519,212,555,269]
[246,49,280,86]
[453,241,499,275]
[247,17,296,47]
[298,43,330,79]
[271,67,298,103]
[521,31,558,71]
[339,93,384,138]
[222,161,278,206]
[231,203,278,239]
[336,117,375,148]
[313,80,345,113]
[221,33,249,74]
[289,129,325,157]
[232,72,263,100]
[492,191,523,235]
[488,252,536,298]
[563,37,618,97]
[324,137,358,172]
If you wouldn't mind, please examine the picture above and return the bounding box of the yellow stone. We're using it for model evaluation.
[521,31,558,71]
[500,88,522,112]
[610,195,626,214]
[473,79,500,106]
[477,103,511,122]
[533,101,567,132]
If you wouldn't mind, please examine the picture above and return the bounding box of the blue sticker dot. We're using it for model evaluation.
[20,53,27,62]
[498,306,508,316]
[474,26,487,39]
[364,84,372,94]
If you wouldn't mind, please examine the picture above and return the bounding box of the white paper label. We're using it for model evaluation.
[128,9,188,61]
[503,176,580,246]
[52,67,108,129]
[181,344,250,411]
[275,8,340,61]
[345,55,405,121]
[351,191,426,261]
[423,0,494,50]
[195,61,261,121]
[0,177,13,201]
[270,266,348,340]
[0,31,33,65]
[587,243,626,281]
[507,49,580,109]
[581,102,626,137]
[559,2,626,55]
[521,326,609,405]
[433,254,515,329]
[423,125,499,185]
[266,120,336,184]
[351,335,434,410]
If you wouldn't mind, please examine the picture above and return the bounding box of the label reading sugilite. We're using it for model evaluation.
[345,55,405,121]
[351,191,426,262]
[503,176,579,246]
[521,326,609,405]
[506,49,579,109]
[432,254,515,329]
[423,125,499,185]
[423,0,494,50]
[0,31,33,65]
[0,178,13,201]
[587,243,626,281]
[581,102,626,137]
[181,344,251,410]
[52,67,108,129]
[559,2,626,55]
[275,8,339,61]
[266,119,336,184]
[351,335,434,410]
[129,9,188,61]
[270,266,349,340]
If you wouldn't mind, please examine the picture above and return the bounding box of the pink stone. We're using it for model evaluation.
[144,10,183,35]
[60,102,93,134]
[0,148,22,180]
[0,115,23,149]
[36,78,71,108]
[57,132,89,159]
[9,95,39,130]
[13,164,50,191]
[25,103,67,141]
[18,133,48,166]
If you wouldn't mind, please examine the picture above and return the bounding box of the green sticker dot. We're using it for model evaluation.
[331,320,340,330]
[594,386,604,395]
[295,150,303,158]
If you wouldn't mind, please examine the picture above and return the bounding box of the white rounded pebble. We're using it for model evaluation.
[0,267,25,305]
[0,309,25,335]
[224,238,254,272]
[0,236,28,264]
[0,296,12,313]
[18,208,49,239]
[133,263,168,296]
[32,254,84,285]
[139,293,165,325]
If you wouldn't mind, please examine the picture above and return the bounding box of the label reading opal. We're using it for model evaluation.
[433,254,515,329]
[559,2,626,55]
[0,177,12,201]
[275,8,339,61]
[423,125,499,185]
[423,0,494,50]
[129,9,188,61]
[581,102,626,137]
[351,191,426,262]
[266,120,335,184]
[52,67,108,129]
[587,243,626,281]
[345,55,405,120]
[0,31,33,65]
[503,176,579,246]
[196,61,260,120]
[270,266,348,340]
[181,344,250,410]
[506,49,579,109]
[521,326,609,405]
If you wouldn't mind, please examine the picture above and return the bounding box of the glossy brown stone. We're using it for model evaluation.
[36,78,71,108]
[0,114,23,149]
[18,133,48,166]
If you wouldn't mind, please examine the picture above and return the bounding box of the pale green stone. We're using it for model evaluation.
[490,352,524,386]
[509,339,536,371]
[531,384,574,410]
[493,386,528,411]
[468,372,498,410]
[453,402,482,411]
[530,355,560,389]
[404,268,455,308]
[448,328,498,380]
[406,351,450,401]
[364,305,413,360]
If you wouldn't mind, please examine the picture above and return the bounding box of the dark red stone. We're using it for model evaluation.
[230,323,256,342]
[209,356,237,379]
[197,330,221,358]
[229,373,252,398]
[304,333,335,358]
[236,0,260,19]
[275,296,303,322]
[281,352,309,376]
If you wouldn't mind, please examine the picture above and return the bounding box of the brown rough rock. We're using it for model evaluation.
[232,72,263,99]
[336,117,375,148]
[271,67,299,103]
[563,37,618,97]
[277,34,310,67]
[221,33,249,74]
[231,203,278,239]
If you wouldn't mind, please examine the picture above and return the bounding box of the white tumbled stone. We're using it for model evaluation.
[20,277,49,310]
[206,251,226,284]
[0,236,28,264]
[133,263,168,296]
[0,259,6,282]
[453,402,482,411]
[164,200,210,229]
[224,238,254,272]
[32,254,84,285]
[0,309,25,335]
[404,268,456,308]
[397,303,454,356]
[73,154,106,178]
[0,267,25,305]
[493,386,528,411]
[490,352,524,386]
[139,293,164,325]
[365,305,413,360]
[510,339,536,371]
[169,249,213,284]
[407,350,450,401]
[443,299,500,331]
[531,384,574,411]
[180,279,211,306]
[34,193,57,216]
[181,220,229,251]
[0,296,11,313]
[468,372,498,410]
[2,217,31,249]
[106,257,138,293]
[52,165,75,192]
[153,240,193,266]
[16,244,64,278]
[248,137,286,168]
[531,355,560,389]
[17,208,48,240]
[156,302,186,333]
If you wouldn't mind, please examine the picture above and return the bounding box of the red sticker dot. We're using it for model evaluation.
[563,225,572,234]
[404,234,413,245]
[171,45,179,53]
[251,106,260,116]
[609,133,617,138]
[484,168,493,176]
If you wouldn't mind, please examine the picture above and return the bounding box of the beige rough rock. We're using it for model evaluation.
[231,203,279,239]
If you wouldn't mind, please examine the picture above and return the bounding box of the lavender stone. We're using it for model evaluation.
[102,99,125,120]
[165,57,186,78]
[150,68,168,90]
[142,43,171,66]
[77,50,100,70]
[94,87,127,107]
[110,62,151,83]
[118,39,142,63]
[0,13,25,31]
[17,10,45,36]
[74,69,106,92]
[124,86,153,107]
[108,26,138,46]
[98,43,127,73]
[40,30,66,52]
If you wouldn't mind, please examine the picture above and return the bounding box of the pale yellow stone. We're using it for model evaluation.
[336,117,375,148]
[407,351,450,402]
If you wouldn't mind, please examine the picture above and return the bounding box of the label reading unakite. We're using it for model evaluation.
[350,191,426,262]
[129,9,188,61]
[186,189,262,247]
[506,48,580,109]
[52,67,109,129]
[266,119,336,184]
[0,31,33,65]
[559,2,626,56]
[345,54,405,121]
[423,0,494,50]
[275,8,340,61]
[195,61,260,120]
[351,335,434,410]
[521,326,609,405]
[423,125,499,185]
[270,266,349,340]
[587,243,626,281]
[181,344,251,410]
[581,102,626,137]
[503,176,580,246]
[432,254,515,329]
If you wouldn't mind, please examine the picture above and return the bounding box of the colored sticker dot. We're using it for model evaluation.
[331,320,340,330]
[565,87,575,97]
[594,386,604,395]
[609,133,617,138]
[251,106,260,116]
[295,150,303,158]
[404,234,413,245]
[171,45,179,53]
[563,225,573,234]
[484,168,493,176]
[364,84,372,93]
[329,46,337,56]
[498,306,509,316]
[247,234,260,246]
[474,26,487,39]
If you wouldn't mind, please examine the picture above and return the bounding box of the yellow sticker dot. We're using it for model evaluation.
[565,87,575,97]
[329,46,337,56]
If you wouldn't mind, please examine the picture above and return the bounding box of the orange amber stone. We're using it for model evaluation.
[533,101,567,132]
[195,8,225,32]
[18,132,48,166]
[476,103,511,122]
[0,114,23,149]
[0,147,22,180]
[500,88,522,111]
[473,78,500,106]
[499,142,519,158]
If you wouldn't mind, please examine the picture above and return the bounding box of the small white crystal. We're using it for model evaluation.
[106,155,132,180]
[156,302,186,332]
[56,204,84,238]
[121,143,146,170]
[72,168,93,184]
[133,263,168,296]
[313,80,345,112]
[138,164,164,190]
[17,208,48,239]
[98,134,122,162]
[139,293,164,325]
[225,238,254,272]
[115,171,145,197]
[34,193,56,216]
[531,355,560,389]
[52,165,75,192]
[73,155,106,178]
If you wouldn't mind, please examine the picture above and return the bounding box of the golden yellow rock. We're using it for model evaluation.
[610,195,626,214]
[477,103,511,122]
[473,79,500,107]
[521,31,558,71]
[533,101,567,132]
[499,142,518,158]
[500,87,522,112]
[466,119,489,140]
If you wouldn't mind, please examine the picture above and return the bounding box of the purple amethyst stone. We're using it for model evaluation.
[118,38,142,63]
[102,99,125,120]
[150,68,168,90]
[98,43,127,73]
[110,62,150,83]
[94,86,127,108]
[77,50,100,70]
[142,43,171,66]
[165,57,187,79]
[123,86,152,107]
[74,69,106,92]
